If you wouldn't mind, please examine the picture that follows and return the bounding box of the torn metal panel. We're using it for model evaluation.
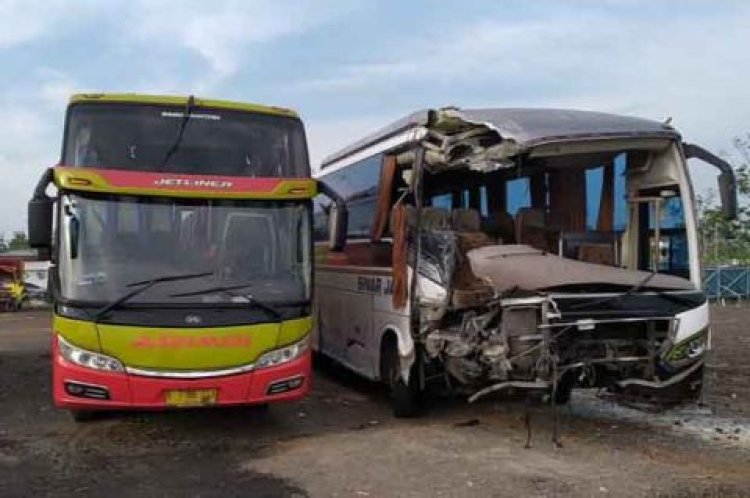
[422,108,519,172]
[443,107,678,149]
[420,106,680,172]
[467,244,694,293]
[321,106,679,172]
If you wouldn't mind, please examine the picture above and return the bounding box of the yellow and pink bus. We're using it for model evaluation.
[28,94,345,421]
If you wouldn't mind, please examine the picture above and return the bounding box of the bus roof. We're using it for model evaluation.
[320,107,679,170]
[69,93,299,119]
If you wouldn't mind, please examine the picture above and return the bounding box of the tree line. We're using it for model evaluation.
[0,232,29,253]
[697,134,750,267]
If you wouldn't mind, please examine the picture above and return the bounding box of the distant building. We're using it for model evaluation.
[0,249,50,290]
[24,261,51,290]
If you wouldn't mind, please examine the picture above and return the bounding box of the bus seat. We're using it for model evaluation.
[515,207,556,252]
[451,209,481,232]
[481,211,515,243]
[421,207,450,230]
[450,208,495,308]
[578,242,615,266]
[391,205,450,231]
[451,208,493,251]
[220,215,272,278]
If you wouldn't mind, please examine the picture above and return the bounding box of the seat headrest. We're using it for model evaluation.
[515,207,546,228]
[389,205,450,232]
[451,209,481,232]
[421,207,450,229]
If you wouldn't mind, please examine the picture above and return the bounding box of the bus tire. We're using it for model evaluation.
[552,372,575,405]
[381,337,423,418]
[70,410,98,423]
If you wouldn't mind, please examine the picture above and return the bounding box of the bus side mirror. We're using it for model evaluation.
[683,143,738,219]
[317,180,348,252]
[717,171,738,220]
[328,202,348,252]
[28,198,54,249]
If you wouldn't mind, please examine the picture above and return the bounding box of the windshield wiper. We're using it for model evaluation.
[93,271,213,322]
[170,284,282,321]
[159,95,195,169]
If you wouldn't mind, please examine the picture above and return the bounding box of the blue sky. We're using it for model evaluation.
[1,0,749,236]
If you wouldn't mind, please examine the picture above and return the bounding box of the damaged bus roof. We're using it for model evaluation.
[321,107,680,170]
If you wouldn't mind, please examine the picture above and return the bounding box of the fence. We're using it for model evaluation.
[703,266,750,300]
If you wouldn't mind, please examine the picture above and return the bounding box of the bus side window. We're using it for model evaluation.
[479,186,489,217]
[585,166,604,230]
[322,153,383,238]
[461,189,470,208]
[431,193,452,210]
[506,177,531,216]
[614,153,628,230]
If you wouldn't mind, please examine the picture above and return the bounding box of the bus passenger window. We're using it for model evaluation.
[506,177,531,216]
[320,154,382,237]
[431,193,452,210]
[586,166,604,230]
[614,153,628,231]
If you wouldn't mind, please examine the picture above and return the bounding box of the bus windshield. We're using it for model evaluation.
[58,193,311,306]
[63,103,310,177]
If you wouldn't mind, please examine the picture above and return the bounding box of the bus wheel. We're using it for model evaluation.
[382,341,423,418]
[70,410,99,423]
[550,376,573,405]
[552,371,575,405]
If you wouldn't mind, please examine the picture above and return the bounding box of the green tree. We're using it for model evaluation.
[0,235,7,253]
[697,134,750,266]
[7,232,29,251]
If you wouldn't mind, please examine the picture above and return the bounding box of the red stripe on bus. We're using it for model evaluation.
[98,169,282,192]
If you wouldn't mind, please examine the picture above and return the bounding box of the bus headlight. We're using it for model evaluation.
[57,335,125,373]
[665,329,709,363]
[256,336,309,369]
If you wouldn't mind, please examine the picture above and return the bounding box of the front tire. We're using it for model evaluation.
[381,339,423,418]
[552,371,575,405]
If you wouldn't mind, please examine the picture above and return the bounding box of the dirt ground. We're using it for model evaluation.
[0,306,749,497]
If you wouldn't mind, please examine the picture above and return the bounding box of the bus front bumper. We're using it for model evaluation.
[52,340,312,410]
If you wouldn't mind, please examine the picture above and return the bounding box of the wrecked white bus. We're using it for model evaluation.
[313,107,737,417]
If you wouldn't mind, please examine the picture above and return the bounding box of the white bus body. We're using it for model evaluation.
[313,107,736,416]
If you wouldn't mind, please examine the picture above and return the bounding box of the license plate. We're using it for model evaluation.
[165,389,218,407]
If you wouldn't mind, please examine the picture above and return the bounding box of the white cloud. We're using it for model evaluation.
[0,104,60,236]
[0,0,99,48]
[129,0,353,83]
[0,0,353,235]
[298,7,750,196]
[0,65,78,235]
[38,69,79,109]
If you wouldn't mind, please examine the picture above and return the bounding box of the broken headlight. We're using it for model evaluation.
[664,328,709,363]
